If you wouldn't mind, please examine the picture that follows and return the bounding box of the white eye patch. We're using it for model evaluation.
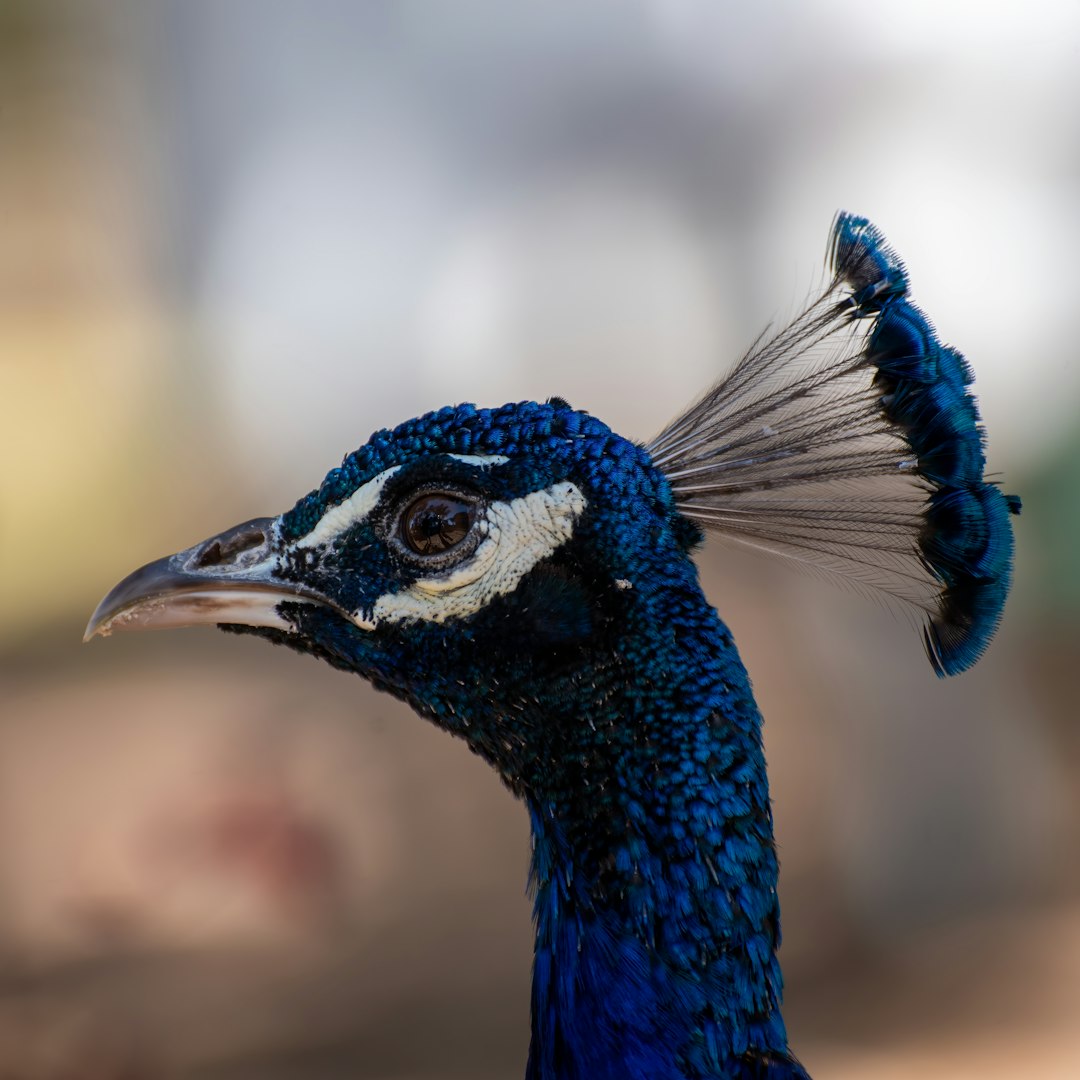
[296,454,509,551]
[297,467,402,550]
[351,481,586,631]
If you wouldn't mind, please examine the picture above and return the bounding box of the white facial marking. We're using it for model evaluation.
[352,481,586,629]
[297,455,509,552]
[448,454,510,467]
[297,466,401,550]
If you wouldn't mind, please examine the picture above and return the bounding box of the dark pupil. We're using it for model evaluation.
[402,494,474,555]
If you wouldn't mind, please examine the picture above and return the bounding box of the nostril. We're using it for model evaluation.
[193,526,267,569]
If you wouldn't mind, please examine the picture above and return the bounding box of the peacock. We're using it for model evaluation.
[86,214,1019,1079]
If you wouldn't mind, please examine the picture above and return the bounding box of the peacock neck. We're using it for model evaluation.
[522,600,791,1080]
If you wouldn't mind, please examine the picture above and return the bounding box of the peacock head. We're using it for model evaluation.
[86,397,703,792]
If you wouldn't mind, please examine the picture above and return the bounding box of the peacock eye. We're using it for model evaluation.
[400,492,477,556]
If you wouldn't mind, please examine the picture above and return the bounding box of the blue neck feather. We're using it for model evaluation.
[517,567,799,1079]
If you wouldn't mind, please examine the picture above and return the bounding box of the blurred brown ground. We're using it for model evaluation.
[2,2,1079,1077]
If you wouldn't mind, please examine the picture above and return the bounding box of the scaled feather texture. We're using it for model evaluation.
[86,214,1019,1080]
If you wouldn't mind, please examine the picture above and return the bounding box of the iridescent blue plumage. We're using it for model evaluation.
[86,214,1017,1079]
[833,213,1020,673]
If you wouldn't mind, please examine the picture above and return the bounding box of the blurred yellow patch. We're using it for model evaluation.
[0,310,167,640]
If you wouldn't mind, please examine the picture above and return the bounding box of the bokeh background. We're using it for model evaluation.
[2,2,1078,1077]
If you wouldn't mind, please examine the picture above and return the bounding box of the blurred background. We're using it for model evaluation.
[1,1,1078,1076]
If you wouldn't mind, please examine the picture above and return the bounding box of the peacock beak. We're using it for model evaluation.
[84,517,345,642]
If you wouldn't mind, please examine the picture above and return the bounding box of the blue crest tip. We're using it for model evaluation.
[832,212,1020,676]
[830,212,909,310]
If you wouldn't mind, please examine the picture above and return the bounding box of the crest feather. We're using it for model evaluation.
[647,213,1019,676]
